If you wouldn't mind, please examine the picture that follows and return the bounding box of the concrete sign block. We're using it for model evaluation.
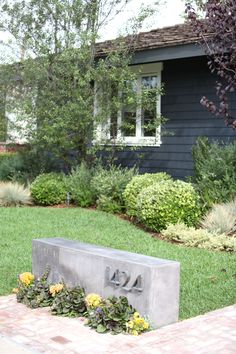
[32,238,180,328]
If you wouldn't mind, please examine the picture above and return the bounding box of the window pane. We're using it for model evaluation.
[122,110,136,136]
[121,80,137,137]
[110,84,118,138]
[141,76,157,137]
[142,76,158,89]
[110,113,117,138]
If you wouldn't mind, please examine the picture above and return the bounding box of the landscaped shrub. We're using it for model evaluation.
[137,180,201,232]
[91,165,137,213]
[0,148,62,184]
[65,162,96,207]
[0,182,31,206]
[201,199,236,236]
[0,152,24,181]
[123,172,172,216]
[192,137,236,208]
[96,195,123,213]
[30,173,67,206]
[0,152,17,164]
[162,223,236,252]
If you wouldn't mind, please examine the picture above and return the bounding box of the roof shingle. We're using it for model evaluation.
[95,23,200,56]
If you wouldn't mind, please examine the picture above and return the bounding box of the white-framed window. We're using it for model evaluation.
[94,62,163,147]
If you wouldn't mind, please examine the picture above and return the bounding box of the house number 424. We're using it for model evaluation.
[105,266,144,293]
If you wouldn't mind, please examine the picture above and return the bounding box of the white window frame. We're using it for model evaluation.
[94,62,163,147]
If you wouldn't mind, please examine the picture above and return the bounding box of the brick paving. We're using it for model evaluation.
[0,295,235,354]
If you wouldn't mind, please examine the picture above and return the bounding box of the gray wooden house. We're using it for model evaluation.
[96,23,236,179]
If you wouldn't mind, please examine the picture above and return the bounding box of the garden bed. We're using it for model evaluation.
[0,207,235,321]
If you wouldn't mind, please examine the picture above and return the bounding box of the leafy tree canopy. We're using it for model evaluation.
[0,0,164,170]
[186,0,236,129]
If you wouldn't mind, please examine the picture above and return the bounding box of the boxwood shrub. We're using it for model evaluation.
[30,173,67,206]
[123,172,172,216]
[137,180,202,232]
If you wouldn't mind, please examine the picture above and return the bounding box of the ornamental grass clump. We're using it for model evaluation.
[201,199,236,236]
[137,180,201,232]
[0,182,31,206]
[123,172,172,216]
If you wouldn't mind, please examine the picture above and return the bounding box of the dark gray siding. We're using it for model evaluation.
[116,57,236,179]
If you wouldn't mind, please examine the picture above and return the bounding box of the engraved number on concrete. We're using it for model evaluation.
[105,266,143,293]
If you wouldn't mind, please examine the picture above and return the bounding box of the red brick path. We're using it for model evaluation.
[0,295,235,353]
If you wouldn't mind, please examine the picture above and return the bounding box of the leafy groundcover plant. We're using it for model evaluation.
[13,271,150,336]
[162,223,236,252]
[85,294,145,335]
[14,268,53,308]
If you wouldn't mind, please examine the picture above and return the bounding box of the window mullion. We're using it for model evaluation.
[156,73,162,142]
[136,78,142,139]
[117,90,122,139]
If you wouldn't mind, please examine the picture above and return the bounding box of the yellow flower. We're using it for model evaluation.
[12,288,19,294]
[127,313,150,335]
[133,312,140,319]
[49,283,64,296]
[127,320,134,329]
[85,293,102,308]
[19,272,34,286]
[132,330,139,336]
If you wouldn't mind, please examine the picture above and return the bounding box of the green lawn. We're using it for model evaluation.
[0,207,235,320]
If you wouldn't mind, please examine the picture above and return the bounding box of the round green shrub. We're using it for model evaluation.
[137,180,202,232]
[30,173,67,206]
[123,172,172,216]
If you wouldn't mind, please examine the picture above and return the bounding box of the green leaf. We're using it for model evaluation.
[96,324,107,333]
